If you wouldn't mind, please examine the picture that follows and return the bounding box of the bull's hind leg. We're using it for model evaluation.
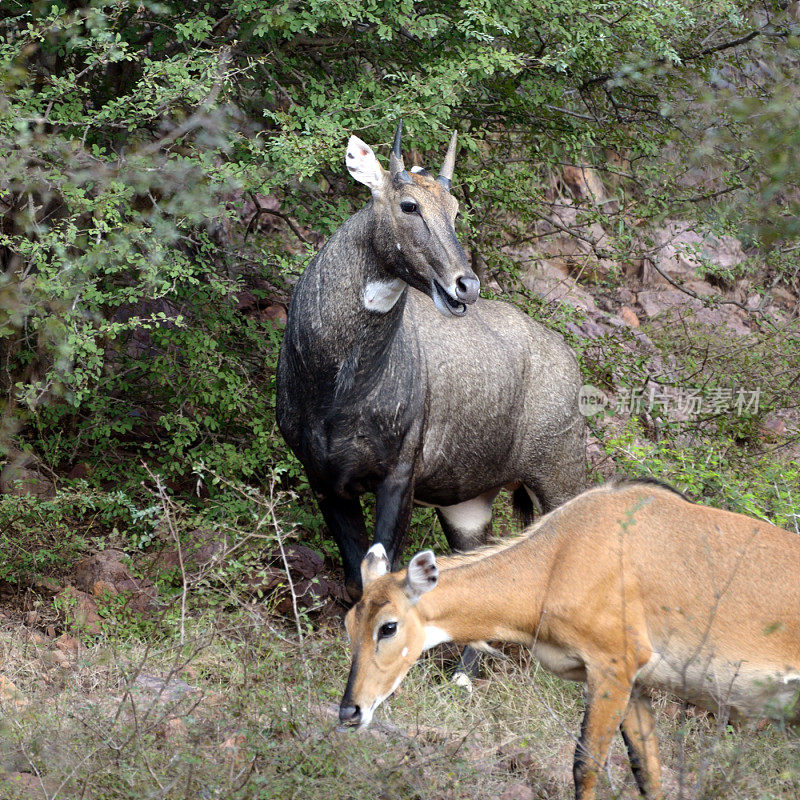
[620,693,662,799]
[523,419,587,514]
[436,491,496,684]
[435,491,496,551]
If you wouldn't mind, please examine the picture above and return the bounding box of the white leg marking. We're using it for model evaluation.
[367,543,387,559]
[452,671,474,692]
[364,279,405,312]
[438,496,493,533]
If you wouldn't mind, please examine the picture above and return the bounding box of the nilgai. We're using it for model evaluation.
[339,480,800,800]
[276,122,585,601]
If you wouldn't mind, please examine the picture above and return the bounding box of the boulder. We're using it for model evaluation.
[535,206,618,284]
[642,221,746,287]
[0,676,29,710]
[521,260,598,312]
[638,290,702,318]
[499,784,536,800]
[0,465,55,499]
[73,551,158,613]
[153,529,227,578]
[54,587,103,635]
[249,545,335,614]
[638,289,751,336]
[619,306,640,328]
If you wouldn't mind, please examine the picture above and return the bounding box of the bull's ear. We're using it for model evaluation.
[361,543,389,588]
[346,136,387,195]
[405,550,438,602]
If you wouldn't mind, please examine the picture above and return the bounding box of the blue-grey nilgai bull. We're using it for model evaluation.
[276,123,585,603]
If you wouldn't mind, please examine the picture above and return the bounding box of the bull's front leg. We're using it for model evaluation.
[373,462,415,569]
[317,494,369,601]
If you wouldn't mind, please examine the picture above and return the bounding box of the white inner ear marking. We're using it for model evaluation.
[364,279,405,313]
[396,242,401,251]
[422,625,452,651]
[346,135,384,192]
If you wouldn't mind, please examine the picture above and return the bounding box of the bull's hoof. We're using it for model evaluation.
[452,671,474,693]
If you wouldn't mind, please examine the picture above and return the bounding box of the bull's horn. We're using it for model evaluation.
[390,120,412,185]
[437,130,458,190]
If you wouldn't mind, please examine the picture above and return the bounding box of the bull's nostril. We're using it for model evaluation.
[455,275,480,304]
[339,703,362,725]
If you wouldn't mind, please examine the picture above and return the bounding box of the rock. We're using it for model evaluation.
[133,674,201,704]
[499,782,536,800]
[535,207,617,284]
[692,307,751,337]
[250,545,332,614]
[153,529,227,578]
[92,579,118,598]
[33,577,62,596]
[42,650,71,668]
[0,676,29,709]
[771,286,798,311]
[219,733,248,766]
[561,165,606,206]
[642,221,746,287]
[759,414,787,441]
[54,587,103,635]
[638,289,702,318]
[67,462,92,480]
[521,260,598,312]
[243,545,338,614]
[54,634,82,658]
[234,290,259,311]
[684,279,722,297]
[619,306,640,328]
[73,551,158,613]
[275,545,324,579]
[617,287,635,304]
[637,290,751,335]
[0,465,55,499]
[259,303,288,325]
[158,716,189,743]
[1,770,51,800]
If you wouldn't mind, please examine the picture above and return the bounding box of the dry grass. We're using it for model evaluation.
[0,610,798,800]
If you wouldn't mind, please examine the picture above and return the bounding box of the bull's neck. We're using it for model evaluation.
[416,544,551,647]
[296,205,408,363]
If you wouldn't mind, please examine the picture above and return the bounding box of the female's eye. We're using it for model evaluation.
[400,201,418,214]
[378,621,397,639]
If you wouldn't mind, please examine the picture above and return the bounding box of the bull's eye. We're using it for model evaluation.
[378,621,398,639]
[400,201,418,214]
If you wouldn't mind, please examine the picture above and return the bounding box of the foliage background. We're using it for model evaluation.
[0,0,798,560]
[0,3,798,798]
